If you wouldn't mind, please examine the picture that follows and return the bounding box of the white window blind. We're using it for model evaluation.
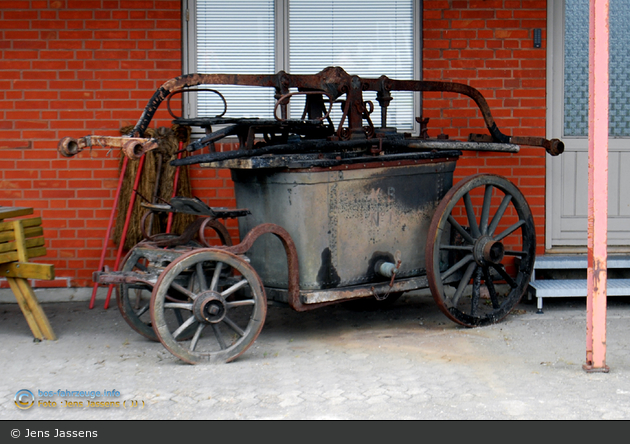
[196,1,276,118]
[289,0,414,128]
[191,0,417,129]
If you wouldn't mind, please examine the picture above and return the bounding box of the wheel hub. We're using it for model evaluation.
[473,235,505,265]
[192,291,226,324]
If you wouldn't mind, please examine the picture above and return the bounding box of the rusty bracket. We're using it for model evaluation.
[57,135,159,159]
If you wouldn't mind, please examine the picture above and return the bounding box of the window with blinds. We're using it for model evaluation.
[195,1,276,118]
[289,0,415,128]
[191,0,418,129]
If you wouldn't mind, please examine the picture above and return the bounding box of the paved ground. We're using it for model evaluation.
[2,289,630,420]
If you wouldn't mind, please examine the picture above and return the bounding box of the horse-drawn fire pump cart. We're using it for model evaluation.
[58,66,563,364]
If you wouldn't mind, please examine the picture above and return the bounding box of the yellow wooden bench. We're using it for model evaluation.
[0,206,56,340]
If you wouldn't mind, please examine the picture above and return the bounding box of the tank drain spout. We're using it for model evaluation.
[375,261,398,278]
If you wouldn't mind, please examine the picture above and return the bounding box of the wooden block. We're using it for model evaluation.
[7,277,45,340]
[0,207,33,220]
[14,277,56,340]
[13,220,28,262]
[0,262,55,280]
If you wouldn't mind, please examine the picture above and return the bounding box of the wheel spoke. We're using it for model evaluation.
[221,279,249,298]
[447,215,475,244]
[196,262,208,291]
[133,288,143,309]
[170,281,198,301]
[463,192,481,238]
[505,249,528,257]
[470,266,483,316]
[210,261,224,292]
[173,308,185,326]
[189,323,206,351]
[211,323,227,350]
[441,253,474,281]
[479,185,493,235]
[439,245,473,252]
[135,303,150,317]
[172,316,197,340]
[187,270,195,291]
[487,194,512,236]
[226,299,256,308]
[491,264,518,288]
[223,316,245,337]
[483,267,501,309]
[164,302,193,311]
[452,261,477,307]
[494,219,526,242]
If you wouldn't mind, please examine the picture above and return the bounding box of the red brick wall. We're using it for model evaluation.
[423,0,547,255]
[0,0,185,286]
[0,0,550,288]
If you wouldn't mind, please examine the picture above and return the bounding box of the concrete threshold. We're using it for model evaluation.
[0,286,111,304]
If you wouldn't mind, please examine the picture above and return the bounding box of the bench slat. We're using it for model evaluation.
[0,226,44,243]
[0,217,42,233]
[0,246,47,264]
[0,207,34,220]
[0,236,45,254]
[0,262,55,280]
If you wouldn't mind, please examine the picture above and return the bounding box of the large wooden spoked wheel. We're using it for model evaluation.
[150,249,267,364]
[426,174,536,327]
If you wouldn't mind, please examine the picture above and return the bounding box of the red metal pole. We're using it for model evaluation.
[103,154,146,309]
[166,141,184,234]
[89,155,129,309]
[584,0,609,373]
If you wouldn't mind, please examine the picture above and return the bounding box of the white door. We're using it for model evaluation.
[547,0,630,250]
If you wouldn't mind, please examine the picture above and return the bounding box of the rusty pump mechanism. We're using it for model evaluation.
[58,66,564,163]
